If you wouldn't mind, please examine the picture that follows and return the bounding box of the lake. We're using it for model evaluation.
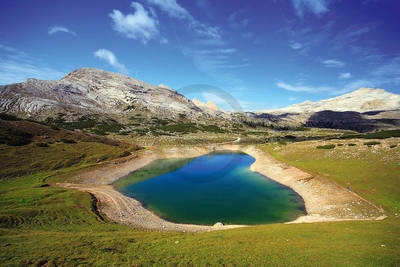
[114,151,306,225]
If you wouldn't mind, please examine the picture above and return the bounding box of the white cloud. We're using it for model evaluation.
[292,0,330,17]
[0,44,64,85]
[289,41,303,50]
[144,0,191,20]
[196,48,236,54]
[322,59,345,67]
[346,27,370,38]
[94,49,128,73]
[143,0,244,86]
[228,12,249,29]
[48,26,76,36]
[109,2,161,44]
[276,82,335,93]
[144,0,222,42]
[193,24,222,40]
[371,56,400,78]
[289,97,297,101]
[339,72,352,79]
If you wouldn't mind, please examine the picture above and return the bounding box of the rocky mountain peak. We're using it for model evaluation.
[0,68,205,120]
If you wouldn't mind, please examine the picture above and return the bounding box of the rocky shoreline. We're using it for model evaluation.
[57,144,386,232]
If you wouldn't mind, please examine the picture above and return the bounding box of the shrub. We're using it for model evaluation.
[36,142,49,147]
[337,144,344,146]
[389,145,397,148]
[348,143,356,146]
[340,129,400,140]
[119,151,132,157]
[317,144,336,149]
[60,139,77,144]
[119,131,131,135]
[157,123,198,133]
[0,113,20,121]
[364,141,380,146]
[201,125,224,133]
[293,127,310,131]
[0,128,33,146]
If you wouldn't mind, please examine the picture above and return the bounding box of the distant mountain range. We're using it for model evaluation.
[259,88,400,114]
[1,68,399,133]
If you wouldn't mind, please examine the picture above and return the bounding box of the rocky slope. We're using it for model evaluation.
[254,88,400,132]
[0,68,207,121]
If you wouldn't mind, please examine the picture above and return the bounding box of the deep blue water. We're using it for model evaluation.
[115,152,306,225]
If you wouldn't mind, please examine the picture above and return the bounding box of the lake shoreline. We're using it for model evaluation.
[57,144,386,232]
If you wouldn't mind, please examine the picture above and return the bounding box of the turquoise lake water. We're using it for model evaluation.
[114,152,306,225]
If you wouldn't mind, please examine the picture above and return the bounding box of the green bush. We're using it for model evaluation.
[337,144,344,146]
[201,125,224,133]
[316,144,336,149]
[0,128,33,146]
[293,127,310,131]
[156,123,199,133]
[340,129,400,140]
[119,151,131,157]
[348,143,356,146]
[364,141,380,146]
[36,142,49,147]
[118,131,131,135]
[0,113,20,121]
[60,139,77,144]
[390,145,397,148]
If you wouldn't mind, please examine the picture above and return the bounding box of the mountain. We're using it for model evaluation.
[255,88,400,132]
[0,68,207,121]
[192,99,221,113]
[1,68,399,133]
[260,88,400,114]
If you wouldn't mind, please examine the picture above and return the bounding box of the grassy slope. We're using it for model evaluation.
[264,139,400,215]
[0,119,140,179]
[0,139,400,265]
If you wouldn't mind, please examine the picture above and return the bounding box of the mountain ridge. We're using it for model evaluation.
[1,68,399,133]
[259,88,400,114]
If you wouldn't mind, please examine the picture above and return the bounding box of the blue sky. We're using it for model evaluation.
[0,0,399,111]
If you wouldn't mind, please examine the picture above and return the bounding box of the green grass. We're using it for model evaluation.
[0,141,138,179]
[265,141,400,215]
[0,173,399,266]
[0,139,399,265]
